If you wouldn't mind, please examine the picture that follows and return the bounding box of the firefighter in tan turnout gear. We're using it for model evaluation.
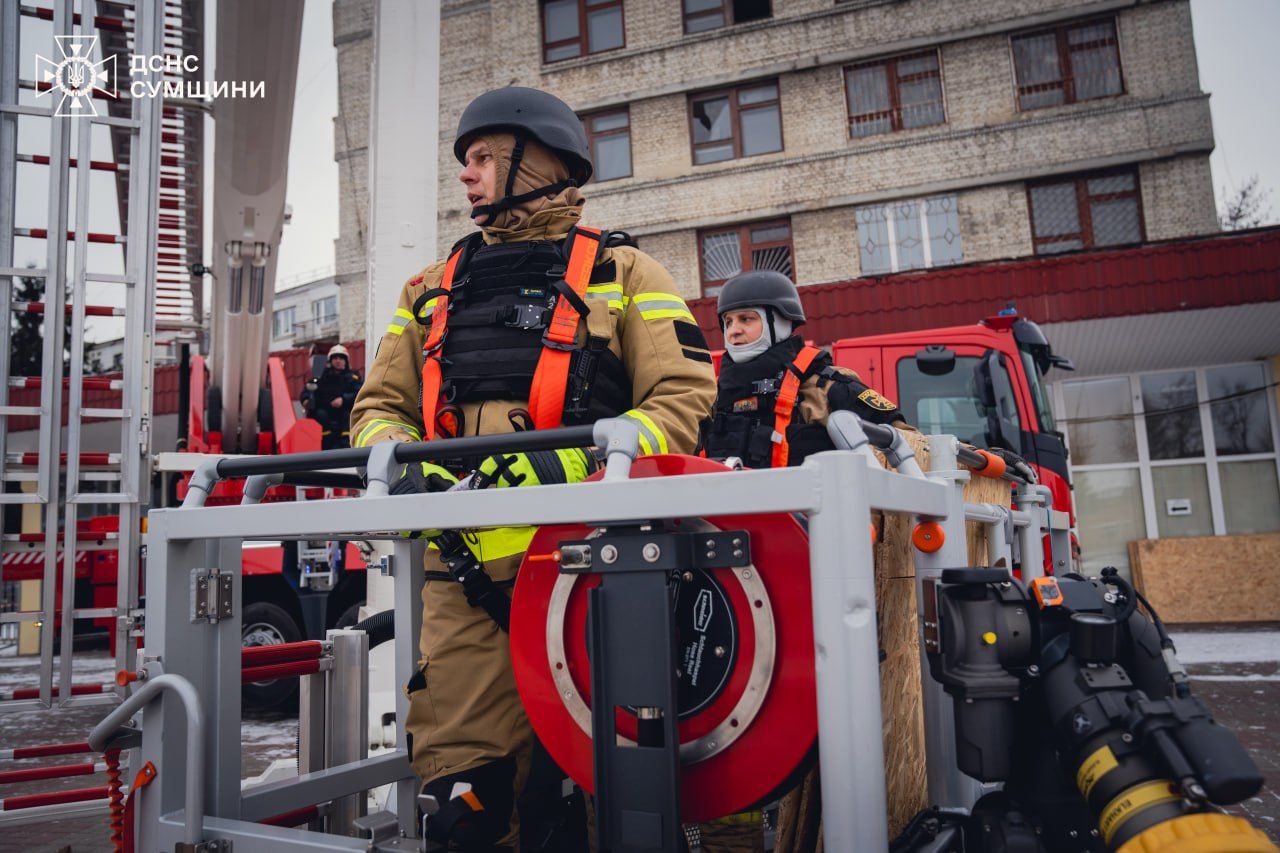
[350,86,715,850]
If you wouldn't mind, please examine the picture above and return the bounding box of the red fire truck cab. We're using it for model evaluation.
[832,309,1076,528]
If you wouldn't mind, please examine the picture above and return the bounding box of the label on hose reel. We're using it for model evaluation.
[673,569,737,717]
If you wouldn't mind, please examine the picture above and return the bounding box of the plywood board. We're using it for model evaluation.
[1129,533,1280,624]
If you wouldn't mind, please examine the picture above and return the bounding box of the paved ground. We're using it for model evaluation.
[1,626,1276,851]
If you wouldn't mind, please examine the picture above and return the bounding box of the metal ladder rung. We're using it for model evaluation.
[8,377,124,391]
[20,80,117,100]
[0,494,46,505]
[5,452,121,466]
[16,153,127,173]
[17,4,130,31]
[80,407,128,418]
[13,228,127,245]
[76,472,123,483]
[0,683,111,701]
[10,301,125,317]
[1,473,39,482]
[0,266,46,278]
[0,405,43,416]
[71,607,118,620]
[4,531,120,543]
[69,492,137,505]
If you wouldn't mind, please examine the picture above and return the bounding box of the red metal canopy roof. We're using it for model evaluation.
[688,226,1280,349]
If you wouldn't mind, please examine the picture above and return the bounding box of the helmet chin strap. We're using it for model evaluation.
[469,133,578,226]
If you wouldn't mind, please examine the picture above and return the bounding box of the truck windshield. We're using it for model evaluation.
[1018,349,1057,432]
[896,355,1020,449]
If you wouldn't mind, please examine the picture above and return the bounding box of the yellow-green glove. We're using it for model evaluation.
[475,448,595,488]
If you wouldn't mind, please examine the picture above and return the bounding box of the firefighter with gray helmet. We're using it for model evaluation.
[301,344,362,450]
[350,86,715,850]
[699,269,911,470]
[696,269,912,851]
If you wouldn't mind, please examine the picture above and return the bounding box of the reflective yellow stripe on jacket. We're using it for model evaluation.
[631,291,695,323]
[620,409,668,456]
[586,282,626,312]
[385,307,415,336]
[354,418,422,448]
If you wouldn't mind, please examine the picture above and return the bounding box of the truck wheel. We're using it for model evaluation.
[242,601,302,710]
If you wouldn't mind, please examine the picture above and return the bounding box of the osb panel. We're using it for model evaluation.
[776,434,1011,849]
[1129,533,1280,624]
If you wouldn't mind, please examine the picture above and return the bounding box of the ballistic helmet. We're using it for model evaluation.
[454,87,593,185]
[717,270,806,327]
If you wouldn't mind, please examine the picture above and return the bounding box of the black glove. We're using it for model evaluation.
[389,462,458,495]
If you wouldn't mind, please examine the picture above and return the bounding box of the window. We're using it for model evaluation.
[582,108,632,181]
[898,356,997,449]
[844,50,945,138]
[698,219,793,297]
[856,195,962,276]
[541,0,624,63]
[689,81,782,165]
[1012,18,1123,110]
[312,296,337,325]
[1057,362,1280,577]
[272,306,295,339]
[1028,169,1143,255]
[683,0,771,34]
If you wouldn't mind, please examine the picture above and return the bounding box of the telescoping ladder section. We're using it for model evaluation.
[0,0,166,714]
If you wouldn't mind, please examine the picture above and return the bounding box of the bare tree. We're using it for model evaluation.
[1219,175,1274,230]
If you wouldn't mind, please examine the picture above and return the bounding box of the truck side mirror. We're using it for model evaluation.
[915,345,956,376]
[1048,354,1076,372]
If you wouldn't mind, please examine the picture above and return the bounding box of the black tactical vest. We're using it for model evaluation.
[431,233,631,423]
[700,336,834,468]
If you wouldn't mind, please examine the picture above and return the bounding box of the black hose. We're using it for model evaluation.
[353,609,395,648]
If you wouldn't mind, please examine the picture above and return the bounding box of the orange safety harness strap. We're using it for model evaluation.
[771,345,823,468]
[527,226,604,430]
[122,761,157,853]
[419,248,466,439]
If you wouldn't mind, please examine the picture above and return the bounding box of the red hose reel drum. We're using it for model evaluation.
[511,454,818,822]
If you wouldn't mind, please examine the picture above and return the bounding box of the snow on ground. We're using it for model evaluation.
[1169,630,1280,665]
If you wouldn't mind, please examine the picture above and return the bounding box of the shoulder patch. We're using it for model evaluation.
[857,388,899,412]
[589,260,618,284]
[673,320,709,350]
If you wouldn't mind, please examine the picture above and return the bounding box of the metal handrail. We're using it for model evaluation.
[182,419,642,507]
[87,673,205,847]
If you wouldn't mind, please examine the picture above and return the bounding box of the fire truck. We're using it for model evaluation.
[832,308,1077,529]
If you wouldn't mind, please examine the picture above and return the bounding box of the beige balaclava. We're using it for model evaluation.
[474,132,585,232]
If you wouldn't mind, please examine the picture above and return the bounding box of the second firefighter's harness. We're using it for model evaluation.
[703,342,825,469]
[417,225,605,438]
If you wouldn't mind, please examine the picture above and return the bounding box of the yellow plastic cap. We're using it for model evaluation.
[1117,813,1279,853]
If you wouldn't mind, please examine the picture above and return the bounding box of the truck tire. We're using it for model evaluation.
[207,385,222,435]
[242,601,303,710]
[258,386,274,435]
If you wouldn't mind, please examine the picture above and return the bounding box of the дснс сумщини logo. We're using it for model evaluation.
[35,35,117,118]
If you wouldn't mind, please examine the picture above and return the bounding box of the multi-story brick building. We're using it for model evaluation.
[431,0,1216,300]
